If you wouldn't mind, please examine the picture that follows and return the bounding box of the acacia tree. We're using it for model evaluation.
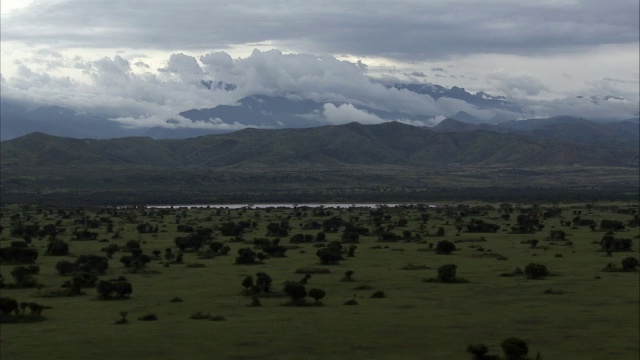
[241,276,254,292]
[466,344,489,360]
[255,272,272,294]
[283,281,307,305]
[308,288,326,304]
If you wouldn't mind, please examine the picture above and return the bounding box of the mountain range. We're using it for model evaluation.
[2,119,637,205]
[3,82,636,141]
[2,119,638,168]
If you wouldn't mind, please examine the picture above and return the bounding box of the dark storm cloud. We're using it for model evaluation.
[2,0,638,61]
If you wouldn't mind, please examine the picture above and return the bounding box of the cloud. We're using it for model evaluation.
[322,103,386,125]
[111,113,249,131]
[2,1,637,128]
[1,47,637,134]
[134,61,150,69]
[3,50,455,129]
[1,1,637,61]
[489,71,549,96]
[524,96,640,120]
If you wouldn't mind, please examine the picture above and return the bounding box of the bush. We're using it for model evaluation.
[437,264,458,283]
[190,311,211,320]
[74,255,109,275]
[341,270,355,282]
[308,288,326,304]
[0,246,38,264]
[316,242,343,265]
[621,257,639,271]
[500,337,528,360]
[138,313,157,321]
[9,265,39,288]
[436,240,456,254]
[235,248,258,264]
[96,279,133,300]
[295,267,331,274]
[46,239,69,256]
[0,298,47,323]
[466,343,489,360]
[255,272,272,294]
[524,263,549,279]
[0,297,18,316]
[283,281,307,305]
[55,260,76,276]
[600,236,633,252]
[67,272,98,289]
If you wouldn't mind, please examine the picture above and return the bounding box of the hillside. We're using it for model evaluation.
[2,121,638,168]
[1,122,638,205]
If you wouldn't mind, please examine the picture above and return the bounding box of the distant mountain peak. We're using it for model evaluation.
[200,80,236,91]
[392,83,520,113]
[432,118,483,133]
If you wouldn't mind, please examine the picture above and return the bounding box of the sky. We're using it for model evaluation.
[1,0,639,130]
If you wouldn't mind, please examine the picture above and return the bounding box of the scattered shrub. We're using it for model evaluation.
[354,285,374,290]
[621,257,639,271]
[401,263,431,270]
[437,264,458,283]
[190,311,211,320]
[115,311,128,325]
[138,313,157,321]
[341,270,355,282]
[524,263,549,279]
[96,279,133,300]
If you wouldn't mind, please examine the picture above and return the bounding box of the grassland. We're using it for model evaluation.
[2,164,638,206]
[1,201,638,359]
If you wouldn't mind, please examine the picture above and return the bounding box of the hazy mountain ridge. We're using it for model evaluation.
[3,81,635,141]
[392,83,521,113]
[2,121,637,168]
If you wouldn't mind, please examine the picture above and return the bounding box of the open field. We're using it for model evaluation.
[1,201,639,359]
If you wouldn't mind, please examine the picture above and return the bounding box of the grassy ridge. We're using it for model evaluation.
[2,122,638,168]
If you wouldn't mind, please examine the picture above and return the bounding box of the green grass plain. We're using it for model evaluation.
[1,202,638,360]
